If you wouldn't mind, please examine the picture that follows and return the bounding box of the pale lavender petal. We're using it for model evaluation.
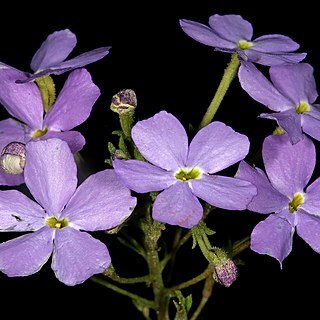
[62,170,136,231]
[24,139,77,215]
[44,69,100,131]
[251,211,294,266]
[31,29,77,72]
[253,35,300,52]
[0,67,43,129]
[179,19,235,49]
[52,227,110,285]
[238,62,292,112]
[152,182,203,228]
[269,63,317,104]
[208,14,253,42]
[42,130,85,153]
[244,50,306,66]
[260,110,303,145]
[191,174,256,210]
[296,210,320,253]
[132,111,188,170]
[300,177,320,216]
[0,118,25,186]
[302,114,320,142]
[113,159,176,193]
[263,134,315,197]
[235,161,288,213]
[0,190,44,231]
[187,121,249,173]
[0,227,54,276]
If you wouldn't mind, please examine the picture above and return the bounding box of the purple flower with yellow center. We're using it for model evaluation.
[0,138,136,285]
[236,133,320,265]
[0,66,100,186]
[180,14,306,66]
[113,111,256,228]
[0,29,110,83]
[239,62,320,144]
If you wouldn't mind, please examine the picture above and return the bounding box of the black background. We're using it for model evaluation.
[1,1,320,318]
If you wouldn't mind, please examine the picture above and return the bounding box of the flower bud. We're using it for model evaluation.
[212,248,238,287]
[0,142,26,174]
[110,89,137,115]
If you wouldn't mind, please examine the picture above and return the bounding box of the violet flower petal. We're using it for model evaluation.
[296,210,320,253]
[0,227,54,276]
[44,69,100,131]
[0,118,25,186]
[302,114,320,142]
[113,159,176,193]
[300,177,320,216]
[253,34,300,52]
[43,130,85,153]
[52,227,110,286]
[239,62,292,112]
[132,111,188,170]
[0,67,43,129]
[235,161,288,213]
[30,29,77,72]
[191,174,256,210]
[244,50,306,66]
[63,170,136,231]
[263,134,315,197]
[208,14,253,42]
[152,182,203,228]
[259,109,303,144]
[251,211,294,266]
[24,139,77,215]
[0,190,44,231]
[179,19,234,49]
[308,104,320,120]
[187,121,249,173]
[269,63,317,104]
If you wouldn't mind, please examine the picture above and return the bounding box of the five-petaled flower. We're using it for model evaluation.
[180,14,306,66]
[0,67,100,186]
[238,62,320,144]
[0,29,111,83]
[113,111,256,228]
[236,133,320,265]
[0,139,136,285]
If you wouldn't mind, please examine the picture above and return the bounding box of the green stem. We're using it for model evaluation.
[91,276,155,308]
[103,265,150,284]
[168,265,213,292]
[198,53,240,129]
[119,112,135,141]
[190,276,214,320]
[231,236,251,258]
[141,214,169,320]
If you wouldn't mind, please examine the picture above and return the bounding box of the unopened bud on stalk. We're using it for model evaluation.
[0,142,26,174]
[110,89,137,115]
[212,248,238,287]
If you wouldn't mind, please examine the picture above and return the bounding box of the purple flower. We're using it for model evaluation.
[0,29,110,83]
[113,111,256,228]
[236,133,320,265]
[239,62,320,144]
[0,139,136,285]
[180,14,306,66]
[0,66,100,186]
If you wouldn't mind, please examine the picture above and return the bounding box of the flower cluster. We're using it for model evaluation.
[0,12,319,319]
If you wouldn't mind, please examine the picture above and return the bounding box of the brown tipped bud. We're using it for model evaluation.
[0,142,26,174]
[110,89,137,114]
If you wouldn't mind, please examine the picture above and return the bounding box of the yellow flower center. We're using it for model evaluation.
[46,216,69,229]
[175,167,203,181]
[237,40,253,50]
[288,192,305,213]
[32,127,48,138]
[295,101,310,114]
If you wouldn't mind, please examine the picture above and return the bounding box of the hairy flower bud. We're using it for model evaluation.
[212,248,238,287]
[0,142,26,174]
[110,89,137,115]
